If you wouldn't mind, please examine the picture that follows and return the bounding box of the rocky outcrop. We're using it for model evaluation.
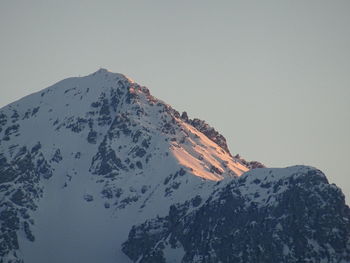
[180,112,231,155]
[122,166,350,263]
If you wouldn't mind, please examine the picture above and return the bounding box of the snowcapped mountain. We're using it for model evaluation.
[0,69,349,263]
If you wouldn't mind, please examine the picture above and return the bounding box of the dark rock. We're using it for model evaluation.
[136,161,143,169]
[123,168,350,263]
[66,117,88,133]
[90,137,126,175]
[11,110,19,122]
[23,221,35,242]
[36,154,53,179]
[10,189,26,207]
[87,130,97,144]
[210,165,222,175]
[185,117,230,154]
[101,188,113,199]
[5,124,20,137]
[31,142,41,154]
[0,155,17,184]
[84,194,94,202]
[181,111,189,122]
[31,107,40,116]
[191,195,202,207]
[51,149,62,163]
[135,147,146,158]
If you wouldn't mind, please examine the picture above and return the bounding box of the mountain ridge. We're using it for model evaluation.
[0,69,348,263]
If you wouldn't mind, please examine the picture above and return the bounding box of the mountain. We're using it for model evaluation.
[0,69,349,263]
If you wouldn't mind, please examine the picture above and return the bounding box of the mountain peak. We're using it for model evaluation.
[96,67,109,73]
[89,68,135,84]
[0,71,348,263]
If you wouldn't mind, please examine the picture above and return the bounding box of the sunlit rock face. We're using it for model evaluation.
[0,69,349,263]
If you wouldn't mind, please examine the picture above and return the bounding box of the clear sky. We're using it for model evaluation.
[0,0,349,201]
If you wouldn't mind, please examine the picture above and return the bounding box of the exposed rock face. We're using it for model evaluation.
[234,154,266,169]
[180,112,231,155]
[122,167,350,263]
[0,69,348,263]
[0,145,47,262]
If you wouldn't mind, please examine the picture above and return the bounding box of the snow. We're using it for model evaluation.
[170,122,248,180]
[236,165,322,207]
[283,244,291,255]
[1,69,334,263]
[20,171,132,263]
[0,69,251,263]
[162,242,186,263]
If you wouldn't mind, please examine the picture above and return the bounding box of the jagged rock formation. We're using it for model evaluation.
[122,166,350,263]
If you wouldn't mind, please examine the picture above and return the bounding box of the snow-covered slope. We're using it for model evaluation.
[0,69,349,263]
[0,69,248,263]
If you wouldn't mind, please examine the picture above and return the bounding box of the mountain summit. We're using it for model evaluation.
[0,69,349,263]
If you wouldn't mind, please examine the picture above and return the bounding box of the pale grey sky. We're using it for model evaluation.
[0,0,349,200]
